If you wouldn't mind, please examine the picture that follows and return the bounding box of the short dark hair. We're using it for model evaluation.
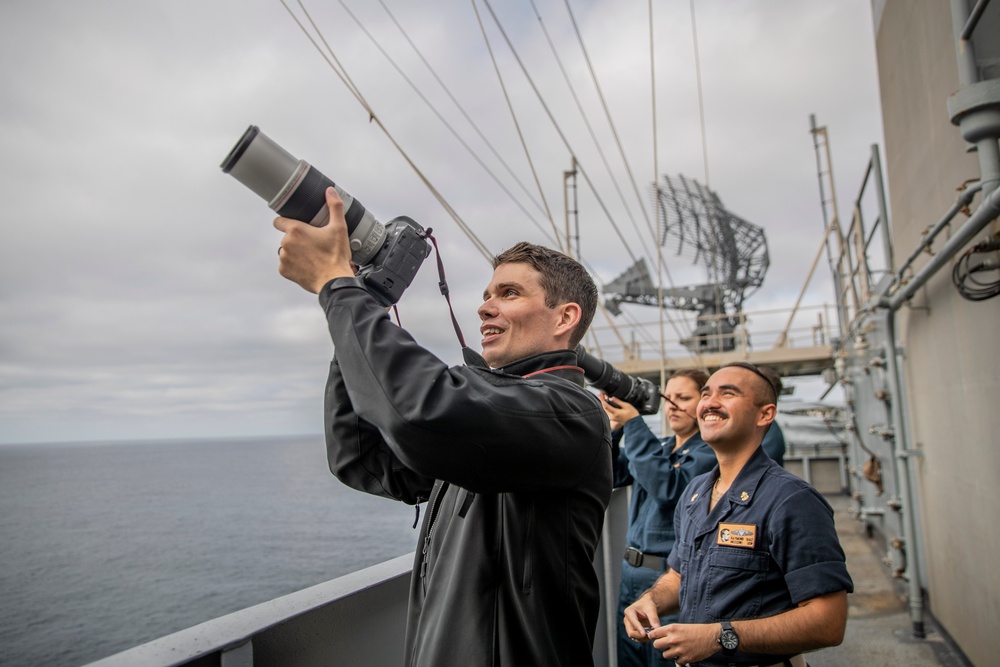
[669,368,710,391]
[719,361,777,406]
[492,242,598,348]
[757,366,783,398]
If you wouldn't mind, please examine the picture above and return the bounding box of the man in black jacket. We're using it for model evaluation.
[275,187,613,666]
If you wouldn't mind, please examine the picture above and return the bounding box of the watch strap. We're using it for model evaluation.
[718,620,739,655]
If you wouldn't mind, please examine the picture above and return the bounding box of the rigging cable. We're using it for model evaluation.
[371,0,559,244]
[285,0,707,364]
[478,0,639,265]
[529,0,644,250]
[559,0,659,254]
[481,0,695,351]
[649,0,671,384]
[688,0,727,355]
[548,0,701,352]
[339,0,552,248]
[281,0,494,260]
[560,0,694,357]
[469,0,561,248]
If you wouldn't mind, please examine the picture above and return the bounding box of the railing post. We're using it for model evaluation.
[221,639,252,667]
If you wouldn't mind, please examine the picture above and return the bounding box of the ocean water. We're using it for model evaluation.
[0,437,419,667]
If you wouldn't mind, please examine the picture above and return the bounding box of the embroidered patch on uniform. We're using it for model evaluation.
[680,448,689,455]
[740,491,750,501]
[717,523,756,548]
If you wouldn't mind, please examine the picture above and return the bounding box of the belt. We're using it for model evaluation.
[688,655,805,667]
[749,655,806,667]
[623,546,668,571]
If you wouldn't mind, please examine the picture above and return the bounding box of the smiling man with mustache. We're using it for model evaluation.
[622,362,853,667]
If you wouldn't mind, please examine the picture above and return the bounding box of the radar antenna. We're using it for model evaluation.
[604,174,769,353]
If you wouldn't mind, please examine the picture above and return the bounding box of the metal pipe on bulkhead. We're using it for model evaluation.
[894,182,983,286]
[886,185,1000,311]
[882,312,925,637]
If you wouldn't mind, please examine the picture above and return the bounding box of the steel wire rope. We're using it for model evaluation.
[376,1,554,230]
[284,0,640,363]
[528,0,680,306]
[649,0,670,389]
[469,0,563,250]
[335,0,557,245]
[689,0,727,357]
[285,0,692,368]
[645,0,697,380]
[478,0,639,265]
[483,0,697,361]
[560,0,679,294]
[281,0,493,260]
[548,0,696,352]
[473,0,639,360]
[528,0,645,254]
[364,0,559,245]
[477,0,668,364]
[559,0,652,240]
[480,0,695,360]
[561,0,700,354]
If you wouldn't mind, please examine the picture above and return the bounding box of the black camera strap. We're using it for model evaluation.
[419,228,468,349]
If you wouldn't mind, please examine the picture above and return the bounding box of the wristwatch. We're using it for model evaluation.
[718,620,739,655]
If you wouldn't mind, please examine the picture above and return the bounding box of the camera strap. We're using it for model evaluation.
[419,228,468,348]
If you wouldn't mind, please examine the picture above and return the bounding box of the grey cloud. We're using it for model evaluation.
[0,0,883,443]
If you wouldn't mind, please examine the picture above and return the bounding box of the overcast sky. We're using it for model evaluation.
[0,0,883,445]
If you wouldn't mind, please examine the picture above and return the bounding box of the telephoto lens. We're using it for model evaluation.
[221,125,431,307]
[576,345,661,415]
[221,125,386,266]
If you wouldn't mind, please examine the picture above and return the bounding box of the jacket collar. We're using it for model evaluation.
[466,348,585,387]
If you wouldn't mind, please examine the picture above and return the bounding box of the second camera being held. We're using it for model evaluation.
[576,345,660,415]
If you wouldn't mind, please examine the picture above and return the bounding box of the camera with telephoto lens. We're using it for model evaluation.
[221,125,430,307]
[576,345,661,415]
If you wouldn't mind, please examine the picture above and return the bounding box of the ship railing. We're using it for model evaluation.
[588,302,840,369]
[84,489,630,667]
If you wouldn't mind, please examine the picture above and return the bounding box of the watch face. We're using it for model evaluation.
[721,629,739,651]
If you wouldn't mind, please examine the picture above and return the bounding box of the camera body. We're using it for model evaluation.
[576,345,661,415]
[354,215,428,307]
[221,125,430,307]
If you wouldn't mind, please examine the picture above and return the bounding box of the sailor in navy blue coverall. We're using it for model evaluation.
[601,370,716,667]
[623,363,853,667]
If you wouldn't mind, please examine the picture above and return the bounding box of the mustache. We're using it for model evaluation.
[699,408,728,420]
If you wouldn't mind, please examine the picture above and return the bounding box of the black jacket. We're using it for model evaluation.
[320,277,612,666]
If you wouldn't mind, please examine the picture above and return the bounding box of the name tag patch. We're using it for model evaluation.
[717,523,757,548]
